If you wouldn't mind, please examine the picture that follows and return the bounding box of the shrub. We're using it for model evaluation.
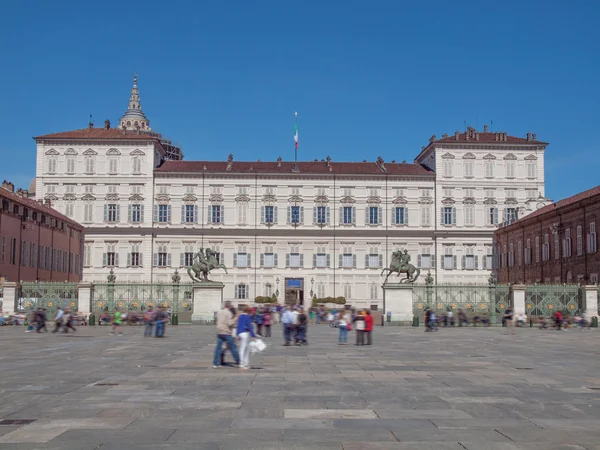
[311,296,346,307]
[255,294,277,304]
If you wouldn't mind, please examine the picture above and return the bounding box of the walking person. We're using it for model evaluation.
[354,310,365,345]
[52,307,64,333]
[296,308,308,345]
[281,305,295,346]
[263,307,272,338]
[236,305,256,369]
[143,306,155,337]
[255,308,264,336]
[36,308,48,333]
[364,309,373,345]
[154,306,168,338]
[110,308,123,336]
[62,308,77,333]
[213,302,240,368]
[504,306,514,335]
[337,310,350,345]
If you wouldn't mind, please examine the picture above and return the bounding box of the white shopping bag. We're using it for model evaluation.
[249,339,267,354]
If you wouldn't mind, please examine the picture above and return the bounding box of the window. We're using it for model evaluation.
[181,244,195,267]
[370,283,379,300]
[314,245,329,268]
[108,158,118,174]
[129,244,142,267]
[237,186,249,195]
[235,284,248,299]
[442,160,453,177]
[509,243,515,267]
[366,247,381,268]
[85,157,95,174]
[264,186,274,195]
[488,207,499,225]
[237,202,248,225]
[66,157,75,174]
[129,204,143,223]
[107,184,118,194]
[563,228,572,257]
[290,187,301,196]
[262,245,277,268]
[287,246,302,268]
[441,206,456,226]
[103,244,118,267]
[340,246,355,268]
[104,204,119,223]
[527,161,537,178]
[419,246,433,269]
[483,246,493,269]
[577,225,583,256]
[342,206,354,225]
[1,235,5,264]
[154,245,170,267]
[10,238,16,265]
[156,185,168,195]
[132,156,142,174]
[535,236,540,263]
[443,188,453,198]
[484,160,494,178]
[155,205,171,223]
[464,205,474,226]
[525,239,531,265]
[463,246,477,270]
[210,186,223,195]
[21,241,28,266]
[47,157,57,174]
[442,247,455,270]
[343,188,352,197]
[46,246,51,270]
[505,160,515,178]
[392,207,407,225]
[84,184,94,194]
[421,206,431,226]
[526,189,537,199]
[65,202,74,217]
[183,204,197,224]
[45,184,57,194]
[316,206,327,225]
[343,283,352,300]
[464,188,474,198]
[262,205,277,224]
[394,188,405,197]
[234,246,250,268]
[264,283,273,298]
[368,206,382,225]
[505,208,517,224]
[317,283,325,299]
[588,222,597,253]
[64,184,76,194]
[368,188,379,198]
[184,185,195,195]
[421,189,432,198]
[518,241,523,266]
[543,234,550,261]
[316,188,326,196]
[463,161,473,177]
[84,203,93,222]
[554,232,560,259]
[485,189,495,199]
[289,205,301,224]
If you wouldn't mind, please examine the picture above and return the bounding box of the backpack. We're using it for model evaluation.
[298,314,307,325]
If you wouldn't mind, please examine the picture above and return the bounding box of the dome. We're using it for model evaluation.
[28,177,36,195]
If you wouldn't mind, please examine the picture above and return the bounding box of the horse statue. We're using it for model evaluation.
[187,248,228,282]
[380,249,420,284]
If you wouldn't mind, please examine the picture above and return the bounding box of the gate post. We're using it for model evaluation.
[583,285,599,319]
[78,283,92,316]
[488,277,496,325]
[2,282,17,315]
[513,285,526,315]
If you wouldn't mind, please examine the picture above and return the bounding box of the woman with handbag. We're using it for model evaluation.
[236,305,256,370]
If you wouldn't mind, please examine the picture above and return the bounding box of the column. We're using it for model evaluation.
[77,283,92,316]
[2,282,17,314]
[583,285,599,318]
[382,283,414,325]
[512,284,526,315]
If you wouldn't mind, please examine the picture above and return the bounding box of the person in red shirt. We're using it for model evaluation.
[364,310,374,345]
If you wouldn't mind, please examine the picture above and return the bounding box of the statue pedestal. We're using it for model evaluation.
[383,283,414,325]
[191,282,224,324]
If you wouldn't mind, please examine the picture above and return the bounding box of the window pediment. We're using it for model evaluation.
[483,153,496,160]
[182,194,197,203]
[45,149,59,156]
[155,194,170,204]
[462,152,476,159]
[503,153,517,160]
[483,198,498,205]
[339,196,355,204]
[209,194,223,203]
[525,154,538,161]
[235,194,250,202]
[64,148,78,155]
[63,194,77,201]
[262,194,277,203]
[105,194,120,201]
[441,198,455,205]
[44,193,58,201]
[419,198,433,204]
[441,152,455,159]
[129,194,144,202]
[314,195,329,204]
[288,195,303,203]
[505,198,518,205]
[391,196,407,205]
[130,149,146,156]
[463,197,476,205]
[366,196,381,205]
[106,148,121,156]
[81,194,96,201]
[83,149,98,156]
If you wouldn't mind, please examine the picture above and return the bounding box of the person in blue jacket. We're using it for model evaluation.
[236,305,256,369]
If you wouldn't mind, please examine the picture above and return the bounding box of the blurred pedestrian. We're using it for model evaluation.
[364,309,373,345]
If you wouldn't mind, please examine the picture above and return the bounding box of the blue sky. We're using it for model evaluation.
[0,0,598,200]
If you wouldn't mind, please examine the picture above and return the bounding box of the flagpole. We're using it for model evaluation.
[294,112,298,168]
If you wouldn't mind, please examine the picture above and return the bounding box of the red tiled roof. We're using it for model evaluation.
[515,185,600,224]
[155,160,434,176]
[431,132,548,145]
[34,128,162,141]
[0,188,83,230]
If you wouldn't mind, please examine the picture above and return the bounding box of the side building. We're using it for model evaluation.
[0,180,84,283]
[494,185,600,284]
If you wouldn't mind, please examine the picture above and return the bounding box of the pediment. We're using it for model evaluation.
[155,194,171,204]
[105,194,120,201]
[288,195,304,203]
[129,194,144,202]
[524,154,538,161]
[81,194,96,201]
[106,148,121,156]
[83,149,98,156]
[483,153,496,160]
[339,196,355,204]
[45,149,59,156]
[419,198,433,204]
[366,196,381,205]
[483,198,498,205]
[441,152,455,159]
[314,195,329,204]
[235,194,250,202]
[462,152,476,160]
[262,194,277,203]
[44,193,58,201]
[463,197,476,205]
[64,148,78,155]
[209,194,223,203]
[505,198,518,205]
[441,198,455,205]
[503,153,517,160]
[182,194,197,203]
[63,194,77,201]
[130,149,146,156]
[391,196,407,205]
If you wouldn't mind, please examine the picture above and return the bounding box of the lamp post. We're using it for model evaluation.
[275,277,280,298]
[310,277,314,299]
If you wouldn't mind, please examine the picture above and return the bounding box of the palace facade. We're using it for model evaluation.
[34,76,550,308]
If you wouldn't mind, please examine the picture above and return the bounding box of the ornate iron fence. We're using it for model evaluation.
[525,284,581,316]
[17,282,79,319]
[91,282,194,322]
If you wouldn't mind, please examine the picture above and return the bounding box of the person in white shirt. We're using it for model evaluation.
[52,307,65,333]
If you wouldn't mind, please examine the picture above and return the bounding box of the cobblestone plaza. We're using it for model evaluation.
[0,325,599,449]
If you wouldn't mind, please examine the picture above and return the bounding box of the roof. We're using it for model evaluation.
[34,127,162,141]
[0,188,83,230]
[520,185,600,223]
[154,160,435,176]
[431,132,548,146]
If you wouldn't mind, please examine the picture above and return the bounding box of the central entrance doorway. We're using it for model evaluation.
[285,278,304,306]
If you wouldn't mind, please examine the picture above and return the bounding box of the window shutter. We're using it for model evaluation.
[300,254,304,267]
[233,254,238,267]
[103,205,108,222]
[285,254,290,268]
[352,207,356,225]
[153,205,158,223]
[300,206,304,224]
[461,255,466,270]
[180,253,184,267]
[417,255,422,268]
[261,206,265,224]
[339,254,343,268]
[219,253,224,264]
[273,206,278,223]
[207,205,212,223]
[314,207,318,225]
[432,254,436,269]
[220,205,225,224]
[327,254,331,268]
[378,207,383,225]
[453,255,457,269]
[365,207,369,225]
[353,254,357,268]
[274,253,278,267]
[167,205,172,223]
[474,256,479,270]
[493,208,498,225]
[128,205,132,223]
[482,255,487,269]
[405,208,409,225]
[102,252,107,266]
[167,253,172,267]
[259,253,264,267]
[326,207,330,224]
[181,206,185,223]
[365,254,369,268]
[452,207,456,225]
[116,206,121,222]
[379,254,383,268]
[140,205,144,222]
[127,253,131,267]
[287,206,291,224]
[338,207,343,225]
[248,253,252,267]
[153,253,158,267]
[440,255,444,269]
[115,253,119,267]
[391,208,396,225]
[313,254,317,267]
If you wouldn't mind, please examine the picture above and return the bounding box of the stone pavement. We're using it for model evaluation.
[0,323,599,449]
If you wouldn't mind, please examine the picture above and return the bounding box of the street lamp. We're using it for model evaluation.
[275,277,280,297]
[310,277,314,299]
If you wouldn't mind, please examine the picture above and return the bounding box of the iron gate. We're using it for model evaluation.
[525,284,581,316]
[18,282,79,319]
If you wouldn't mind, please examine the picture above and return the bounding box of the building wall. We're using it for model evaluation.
[495,194,600,284]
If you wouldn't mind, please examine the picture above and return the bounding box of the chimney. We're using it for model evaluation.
[44,198,52,207]
[475,132,480,141]
[483,124,489,133]
[454,131,459,140]
[1,180,14,192]
[504,132,508,141]
[532,133,537,140]
[104,119,111,130]
[277,156,282,167]
[442,133,448,139]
